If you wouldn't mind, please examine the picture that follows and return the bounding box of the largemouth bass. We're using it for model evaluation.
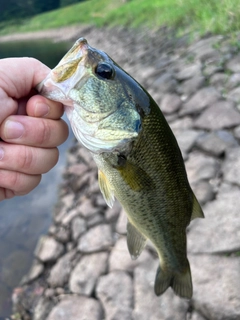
[37,38,204,299]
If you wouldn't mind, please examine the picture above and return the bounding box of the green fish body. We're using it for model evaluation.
[37,38,204,299]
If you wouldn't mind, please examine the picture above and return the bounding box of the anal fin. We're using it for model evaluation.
[127,221,147,260]
[98,170,115,208]
[191,193,204,221]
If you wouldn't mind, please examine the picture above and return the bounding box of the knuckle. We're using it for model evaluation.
[20,147,35,171]
[36,120,52,146]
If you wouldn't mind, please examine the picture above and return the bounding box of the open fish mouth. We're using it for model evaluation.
[36,38,89,105]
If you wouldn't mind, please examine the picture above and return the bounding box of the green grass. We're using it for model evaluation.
[1,0,240,36]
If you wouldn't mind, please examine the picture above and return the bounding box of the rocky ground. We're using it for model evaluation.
[10,26,240,320]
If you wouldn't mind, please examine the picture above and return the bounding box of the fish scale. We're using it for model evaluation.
[37,37,204,299]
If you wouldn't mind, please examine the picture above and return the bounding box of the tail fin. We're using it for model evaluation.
[154,260,193,299]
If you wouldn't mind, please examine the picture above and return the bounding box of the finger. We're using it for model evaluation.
[1,115,69,147]
[0,188,15,201]
[26,95,64,119]
[0,87,18,124]
[0,58,50,125]
[0,58,50,99]
[0,169,41,197]
[0,142,59,174]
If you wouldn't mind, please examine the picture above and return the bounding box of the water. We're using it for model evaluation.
[0,39,74,318]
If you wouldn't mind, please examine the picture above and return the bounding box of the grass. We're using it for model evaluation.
[1,0,240,36]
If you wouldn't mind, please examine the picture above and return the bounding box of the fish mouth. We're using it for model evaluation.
[51,38,89,83]
[36,38,89,104]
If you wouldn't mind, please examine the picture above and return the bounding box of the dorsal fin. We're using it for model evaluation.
[98,170,115,208]
[127,220,147,260]
[191,193,204,221]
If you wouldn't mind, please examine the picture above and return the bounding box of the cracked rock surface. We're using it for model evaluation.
[12,26,240,320]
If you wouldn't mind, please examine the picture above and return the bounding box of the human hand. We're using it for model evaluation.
[0,57,69,201]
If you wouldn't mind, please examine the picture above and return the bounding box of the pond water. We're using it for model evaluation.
[0,39,74,318]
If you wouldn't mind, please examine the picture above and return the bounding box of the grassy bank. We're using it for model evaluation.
[1,0,240,36]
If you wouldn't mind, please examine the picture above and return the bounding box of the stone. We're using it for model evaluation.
[185,152,219,184]
[190,254,240,320]
[175,130,203,156]
[54,226,70,243]
[179,87,220,116]
[233,124,240,139]
[33,296,55,320]
[177,75,205,96]
[66,163,88,176]
[160,93,182,114]
[71,216,87,241]
[77,146,95,165]
[46,295,103,320]
[22,259,44,284]
[194,101,240,130]
[78,224,113,253]
[69,252,108,295]
[34,236,64,263]
[188,184,240,253]
[209,72,228,89]
[175,63,201,80]
[87,211,105,228]
[152,72,177,93]
[203,64,223,77]
[53,193,75,223]
[188,36,223,61]
[96,271,133,320]
[69,171,93,193]
[109,237,152,273]
[191,180,214,205]
[78,198,99,219]
[116,208,127,235]
[227,72,240,89]
[133,255,189,320]
[227,86,240,103]
[105,200,122,222]
[226,54,240,72]
[94,194,108,207]
[88,179,100,194]
[44,288,55,298]
[170,116,193,133]
[222,147,240,185]
[165,113,178,123]
[61,207,81,226]
[196,130,238,156]
[186,311,207,320]
[48,250,76,288]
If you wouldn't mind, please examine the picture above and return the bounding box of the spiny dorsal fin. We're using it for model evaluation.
[127,220,147,260]
[98,170,115,208]
[191,193,204,221]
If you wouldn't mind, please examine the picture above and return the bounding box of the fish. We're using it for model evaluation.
[37,38,204,299]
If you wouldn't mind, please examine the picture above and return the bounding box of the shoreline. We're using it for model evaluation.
[0,25,92,43]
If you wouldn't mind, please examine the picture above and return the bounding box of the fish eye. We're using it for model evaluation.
[95,62,114,80]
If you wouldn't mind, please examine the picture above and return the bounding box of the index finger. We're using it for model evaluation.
[0,57,50,99]
[0,58,50,124]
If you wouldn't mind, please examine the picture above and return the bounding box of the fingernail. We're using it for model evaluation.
[35,102,50,117]
[0,147,4,160]
[4,120,24,139]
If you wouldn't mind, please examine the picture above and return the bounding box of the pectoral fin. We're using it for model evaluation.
[117,160,155,192]
[127,221,147,260]
[191,193,204,221]
[98,170,115,208]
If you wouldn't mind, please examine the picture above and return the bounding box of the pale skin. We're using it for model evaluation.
[0,57,69,201]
